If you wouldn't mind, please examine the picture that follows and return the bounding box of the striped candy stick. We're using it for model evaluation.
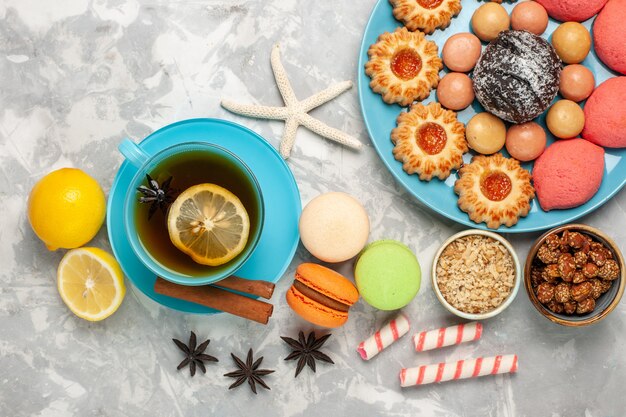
[399,354,518,387]
[413,322,482,352]
[357,313,410,360]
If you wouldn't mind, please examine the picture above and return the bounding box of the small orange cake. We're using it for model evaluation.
[390,0,462,34]
[455,153,535,229]
[391,102,467,181]
[365,27,442,106]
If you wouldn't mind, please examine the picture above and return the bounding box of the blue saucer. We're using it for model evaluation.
[358,0,626,233]
[107,118,301,314]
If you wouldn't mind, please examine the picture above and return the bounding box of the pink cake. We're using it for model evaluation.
[533,139,605,211]
[582,77,626,148]
[594,0,626,75]
[535,0,608,22]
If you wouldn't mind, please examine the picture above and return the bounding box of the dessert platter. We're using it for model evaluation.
[358,0,626,232]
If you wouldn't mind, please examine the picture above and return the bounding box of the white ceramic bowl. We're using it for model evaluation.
[431,229,521,320]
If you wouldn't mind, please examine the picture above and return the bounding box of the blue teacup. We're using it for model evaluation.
[118,139,264,286]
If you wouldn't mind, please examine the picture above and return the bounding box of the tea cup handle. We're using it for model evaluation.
[119,138,150,168]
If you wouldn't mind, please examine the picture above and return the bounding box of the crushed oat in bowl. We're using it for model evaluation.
[436,235,516,314]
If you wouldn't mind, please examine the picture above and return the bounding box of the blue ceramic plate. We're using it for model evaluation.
[358,0,626,233]
[107,118,301,314]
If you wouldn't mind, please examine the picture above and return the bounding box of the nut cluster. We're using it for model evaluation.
[531,230,620,315]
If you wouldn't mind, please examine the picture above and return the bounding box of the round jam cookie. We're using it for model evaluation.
[551,22,591,64]
[442,33,482,72]
[299,192,369,263]
[559,65,595,102]
[594,0,626,75]
[505,122,547,161]
[391,102,468,181]
[546,100,585,139]
[465,112,507,155]
[473,31,561,123]
[533,139,605,211]
[436,72,475,110]
[390,0,462,35]
[535,0,608,22]
[286,263,359,328]
[471,3,511,42]
[582,77,626,148]
[511,1,549,35]
[455,153,535,228]
[365,27,443,107]
[355,240,421,311]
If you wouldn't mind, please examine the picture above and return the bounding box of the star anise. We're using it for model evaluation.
[281,331,334,377]
[224,349,274,394]
[172,331,218,377]
[137,174,175,219]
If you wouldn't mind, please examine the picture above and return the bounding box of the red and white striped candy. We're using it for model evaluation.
[399,354,518,387]
[413,322,482,352]
[357,313,410,360]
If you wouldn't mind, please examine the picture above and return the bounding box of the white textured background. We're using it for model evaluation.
[1,1,625,416]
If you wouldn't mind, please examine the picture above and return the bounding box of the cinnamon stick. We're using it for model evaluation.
[213,276,275,299]
[154,278,273,324]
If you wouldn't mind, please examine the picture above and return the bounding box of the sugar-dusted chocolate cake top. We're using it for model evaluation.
[473,30,562,124]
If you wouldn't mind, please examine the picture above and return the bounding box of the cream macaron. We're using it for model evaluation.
[299,192,370,263]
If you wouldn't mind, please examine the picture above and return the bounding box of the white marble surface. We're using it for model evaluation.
[1,1,626,416]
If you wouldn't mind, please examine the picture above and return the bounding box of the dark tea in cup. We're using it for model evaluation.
[120,140,264,284]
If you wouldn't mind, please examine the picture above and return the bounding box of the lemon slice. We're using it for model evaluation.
[167,183,250,266]
[57,247,126,321]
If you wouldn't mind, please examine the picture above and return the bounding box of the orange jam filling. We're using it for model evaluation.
[416,122,447,155]
[480,171,512,202]
[390,48,423,80]
[417,0,444,9]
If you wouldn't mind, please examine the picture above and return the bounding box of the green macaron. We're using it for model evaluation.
[354,240,421,310]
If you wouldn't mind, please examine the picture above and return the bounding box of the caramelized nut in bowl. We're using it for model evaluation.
[432,229,521,320]
[524,224,625,326]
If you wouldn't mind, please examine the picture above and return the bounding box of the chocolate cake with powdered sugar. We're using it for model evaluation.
[473,30,561,124]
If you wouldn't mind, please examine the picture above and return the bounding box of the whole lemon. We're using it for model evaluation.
[28,168,106,250]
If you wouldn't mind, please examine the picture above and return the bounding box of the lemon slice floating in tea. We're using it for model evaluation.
[167,183,250,266]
